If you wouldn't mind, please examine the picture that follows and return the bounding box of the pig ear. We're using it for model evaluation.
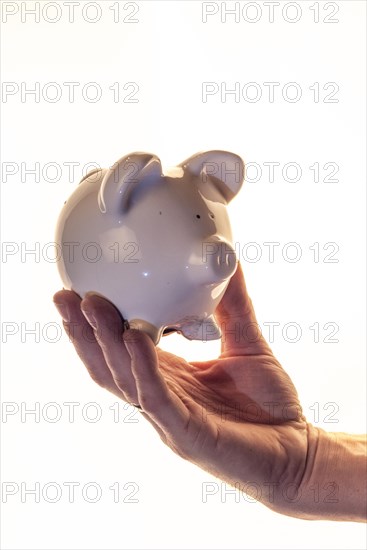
[180,150,244,203]
[98,152,162,214]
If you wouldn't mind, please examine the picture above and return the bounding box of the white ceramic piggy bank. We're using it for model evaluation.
[55,151,244,344]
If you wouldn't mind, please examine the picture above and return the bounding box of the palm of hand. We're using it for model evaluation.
[156,346,308,491]
[54,263,308,504]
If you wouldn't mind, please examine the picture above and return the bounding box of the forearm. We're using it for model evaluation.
[281,424,367,522]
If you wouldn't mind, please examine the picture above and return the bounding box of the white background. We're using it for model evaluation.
[1,0,366,548]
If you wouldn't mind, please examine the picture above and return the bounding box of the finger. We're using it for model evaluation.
[53,290,126,400]
[123,329,191,442]
[80,295,139,405]
[215,262,272,357]
[140,412,168,445]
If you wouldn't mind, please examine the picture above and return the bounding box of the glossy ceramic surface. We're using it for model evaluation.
[55,151,244,344]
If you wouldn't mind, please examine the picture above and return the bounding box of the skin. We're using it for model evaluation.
[53,262,366,521]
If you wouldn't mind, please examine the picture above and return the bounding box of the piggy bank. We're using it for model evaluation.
[55,150,244,344]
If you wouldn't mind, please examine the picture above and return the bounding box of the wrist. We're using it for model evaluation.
[274,424,367,522]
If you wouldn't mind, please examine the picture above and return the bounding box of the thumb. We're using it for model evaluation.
[215,262,271,357]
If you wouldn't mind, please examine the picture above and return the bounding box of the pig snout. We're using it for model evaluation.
[201,240,237,282]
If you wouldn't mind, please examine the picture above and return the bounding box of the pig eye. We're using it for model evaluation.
[209,213,215,219]
[196,214,201,219]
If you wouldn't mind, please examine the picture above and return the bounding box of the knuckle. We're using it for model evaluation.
[87,370,109,389]
[169,440,191,461]
[139,392,172,413]
[139,398,151,412]
[94,325,121,345]
[62,320,76,340]
[112,376,127,390]
[158,432,168,445]
[139,393,157,411]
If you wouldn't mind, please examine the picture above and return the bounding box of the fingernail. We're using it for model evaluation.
[85,291,101,298]
[81,308,97,330]
[54,301,70,322]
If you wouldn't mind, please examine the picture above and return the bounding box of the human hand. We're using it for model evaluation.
[53,263,366,521]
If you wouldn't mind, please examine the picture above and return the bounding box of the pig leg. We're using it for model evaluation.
[179,315,221,342]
